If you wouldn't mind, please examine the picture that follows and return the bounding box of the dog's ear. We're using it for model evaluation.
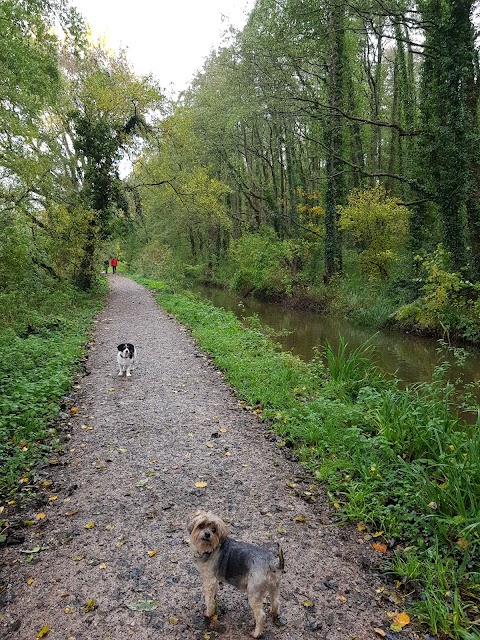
[216,517,229,542]
[117,344,125,351]
[187,510,203,534]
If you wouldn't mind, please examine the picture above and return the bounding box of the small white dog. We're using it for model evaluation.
[117,343,137,377]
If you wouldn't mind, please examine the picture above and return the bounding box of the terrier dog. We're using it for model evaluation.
[187,510,284,638]
[117,343,137,377]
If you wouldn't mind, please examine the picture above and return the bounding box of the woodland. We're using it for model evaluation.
[1,0,480,637]
[1,0,480,343]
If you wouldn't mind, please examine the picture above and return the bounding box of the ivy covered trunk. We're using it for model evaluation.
[324,1,346,279]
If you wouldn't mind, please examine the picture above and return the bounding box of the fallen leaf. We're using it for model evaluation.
[294,515,306,523]
[99,563,107,570]
[286,482,297,488]
[27,578,34,585]
[83,599,96,612]
[205,442,214,449]
[148,550,157,557]
[169,615,179,624]
[48,496,58,502]
[373,542,387,553]
[84,522,95,529]
[70,407,78,414]
[37,626,50,638]
[194,481,207,488]
[35,512,46,520]
[392,612,410,628]
[126,599,158,611]
[373,629,386,637]
[303,600,314,608]
[457,538,469,550]
[118,448,127,454]
[372,531,384,538]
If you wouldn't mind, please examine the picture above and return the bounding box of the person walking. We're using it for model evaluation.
[110,257,118,273]
[104,259,110,273]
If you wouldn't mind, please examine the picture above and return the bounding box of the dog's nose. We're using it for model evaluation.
[203,531,211,539]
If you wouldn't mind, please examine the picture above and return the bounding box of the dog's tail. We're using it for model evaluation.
[277,542,285,572]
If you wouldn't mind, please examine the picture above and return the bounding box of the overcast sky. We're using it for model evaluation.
[71,0,255,94]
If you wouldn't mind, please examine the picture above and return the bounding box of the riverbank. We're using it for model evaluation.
[136,276,480,639]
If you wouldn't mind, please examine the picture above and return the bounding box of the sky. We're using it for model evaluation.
[71,0,255,94]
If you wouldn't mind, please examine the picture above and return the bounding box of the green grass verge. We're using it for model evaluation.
[0,282,105,504]
[134,276,480,639]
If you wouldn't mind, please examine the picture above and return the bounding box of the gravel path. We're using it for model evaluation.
[1,276,416,640]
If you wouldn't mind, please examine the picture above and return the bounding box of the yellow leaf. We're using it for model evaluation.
[148,550,157,557]
[357,522,366,531]
[48,496,58,502]
[223,451,232,456]
[169,615,179,625]
[83,599,96,612]
[393,612,410,627]
[27,578,34,585]
[372,531,384,538]
[37,626,50,638]
[35,512,46,520]
[194,481,207,488]
[333,502,341,509]
[373,629,386,637]
[70,407,78,414]
[294,515,306,523]
[286,482,297,488]
[303,600,314,607]
[219,428,227,433]
[99,563,107,570]
[84,522,95,529]
[205,442,214,448]
[118,448,127,454]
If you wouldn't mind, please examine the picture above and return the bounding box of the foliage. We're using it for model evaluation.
[395,246,480,342]
[227,228,305,296]
[0,282,105,499]
[138,281,480,638]
[338,186,409,280]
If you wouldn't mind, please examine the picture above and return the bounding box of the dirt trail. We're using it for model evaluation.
[1,276,416,640]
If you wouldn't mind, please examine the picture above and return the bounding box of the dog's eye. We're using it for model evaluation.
[211,527,217,534]
[198,523,205,529]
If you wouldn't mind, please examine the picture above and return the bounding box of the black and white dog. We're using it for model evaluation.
[117,343,137,377]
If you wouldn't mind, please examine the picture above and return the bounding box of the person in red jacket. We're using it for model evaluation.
[110,257,118,273]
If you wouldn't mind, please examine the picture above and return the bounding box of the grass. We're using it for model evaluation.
[0,281,105,503]
[133,275,480,639]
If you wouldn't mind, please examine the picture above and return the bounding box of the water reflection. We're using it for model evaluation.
[194,286,480,404]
